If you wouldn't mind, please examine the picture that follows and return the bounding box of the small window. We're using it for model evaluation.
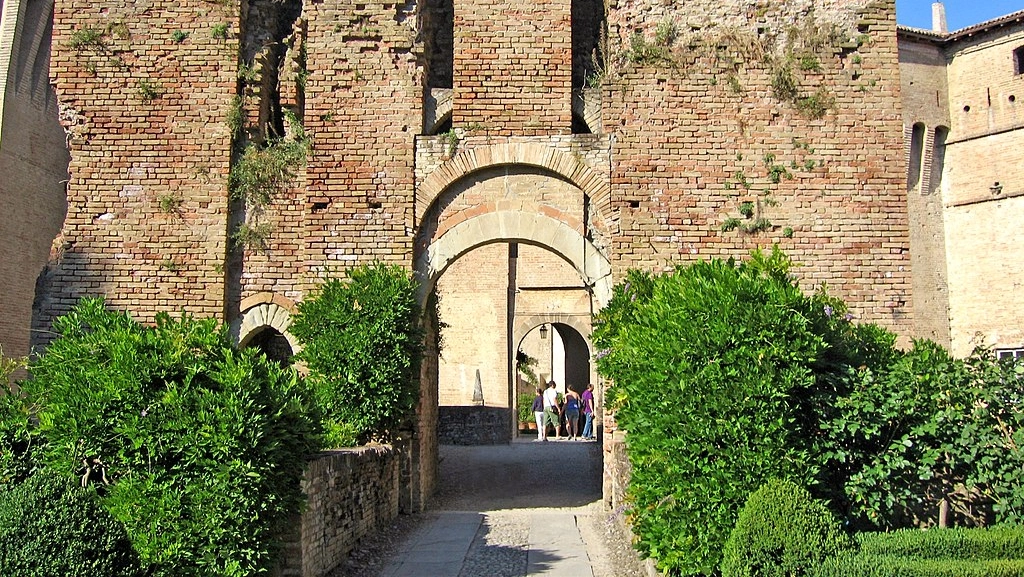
[1015,46,1024,75]
[996,347,1024,361]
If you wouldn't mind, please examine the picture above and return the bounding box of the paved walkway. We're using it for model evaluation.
[378,438,610,577]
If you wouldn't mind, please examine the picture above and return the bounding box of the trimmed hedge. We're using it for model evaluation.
[721,479,853,577]
[856,527,1024,560]
[0,471,143,575]
[818,554,1024,577]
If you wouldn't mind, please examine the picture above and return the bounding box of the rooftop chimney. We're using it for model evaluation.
[932,2,948,33]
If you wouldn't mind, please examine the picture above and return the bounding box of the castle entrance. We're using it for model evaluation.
[409,140,614,511]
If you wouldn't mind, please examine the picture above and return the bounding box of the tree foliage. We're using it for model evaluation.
[593,248,834,574]
[290,263,425,445]
[19,298,320,577]
[594,247,1024,574]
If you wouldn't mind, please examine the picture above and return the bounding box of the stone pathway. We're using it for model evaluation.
[375,439,645,577]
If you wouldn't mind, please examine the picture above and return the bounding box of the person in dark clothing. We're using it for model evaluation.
[531,387,546,441]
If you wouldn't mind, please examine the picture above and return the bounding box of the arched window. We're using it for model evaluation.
[908,123,926,191]
[928,126,949,196]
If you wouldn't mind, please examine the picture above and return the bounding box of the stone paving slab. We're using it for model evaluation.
[379,512,483,577]
[527,512,593,577]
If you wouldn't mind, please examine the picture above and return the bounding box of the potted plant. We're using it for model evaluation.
[517,393,536,431]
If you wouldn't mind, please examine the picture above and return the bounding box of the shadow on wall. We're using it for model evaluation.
[438,406,512,445]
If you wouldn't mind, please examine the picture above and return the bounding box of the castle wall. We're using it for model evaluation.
[0,0,68,363]
[452,0,572,134]
[300,0,419,274]
[601,1,913,335]
[939,23,1024,355]
[39,0,238,339]
[898,35,952,347]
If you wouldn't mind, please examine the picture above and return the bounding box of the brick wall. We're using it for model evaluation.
[38,0,238,339]
[601,0,913,336]
[452,0,572,134]
[899,34,952,347]
[0,0,68,365]
[300,0,419,278]
[275,447,399,577]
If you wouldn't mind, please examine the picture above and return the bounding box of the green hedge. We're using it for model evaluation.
[22,298,320,577]
[721,479,853,577]
[856,527,1024,560]
[0,471,143,575]
[818,554,1024,577]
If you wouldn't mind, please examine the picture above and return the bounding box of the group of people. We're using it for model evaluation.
[530,381,596,442]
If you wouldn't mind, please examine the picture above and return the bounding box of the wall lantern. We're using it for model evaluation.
[539,324,548,339]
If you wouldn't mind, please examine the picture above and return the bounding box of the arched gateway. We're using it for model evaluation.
[408,139,614,511]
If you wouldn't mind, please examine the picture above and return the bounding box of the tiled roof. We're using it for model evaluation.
[897,9,1024,43]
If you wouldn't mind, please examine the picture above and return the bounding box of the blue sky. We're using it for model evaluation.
[896,0,1024,30]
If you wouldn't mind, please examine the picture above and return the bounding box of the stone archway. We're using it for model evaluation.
[415,210,613,309]
[232,292,300,354]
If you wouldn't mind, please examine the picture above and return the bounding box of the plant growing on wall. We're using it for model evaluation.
[228,111,310,252]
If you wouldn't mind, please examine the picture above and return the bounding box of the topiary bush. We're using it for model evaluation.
[22,298,320,577]
[0,470,143,575]
[721,478,854,577]
[290,262,424,445]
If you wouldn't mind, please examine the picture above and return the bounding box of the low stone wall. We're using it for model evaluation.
[438,406,512,445]
[275,446,400,577]
[604,430,631,511]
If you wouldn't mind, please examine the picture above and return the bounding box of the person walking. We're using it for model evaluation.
[581,383,596,440]
[531,387,546,441]
[563,388,581,440]
[542,381,561,440]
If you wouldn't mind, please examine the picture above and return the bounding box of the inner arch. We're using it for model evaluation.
[415,210,612,308]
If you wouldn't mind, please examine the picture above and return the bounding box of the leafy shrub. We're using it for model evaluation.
[721,479,853,577]
[0,353,43,486]
[959,351,1024,524]
[593,248,835,575]
[821,342,1024,529]
[517,393,535,423]
[855,526,1024,560]
[0,471,143,575]
[0,384,43,486]
[290,263,424,445]
[23,298,320,577]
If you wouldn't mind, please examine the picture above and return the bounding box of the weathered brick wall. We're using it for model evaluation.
[0,0,68,365]
[602,0,913,335]
[898,34,952,347]
[452,0,572,134]
[299,0,419,275]
[275,447,399,577]
[39,0,237,339]
[939,23,1024,355]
